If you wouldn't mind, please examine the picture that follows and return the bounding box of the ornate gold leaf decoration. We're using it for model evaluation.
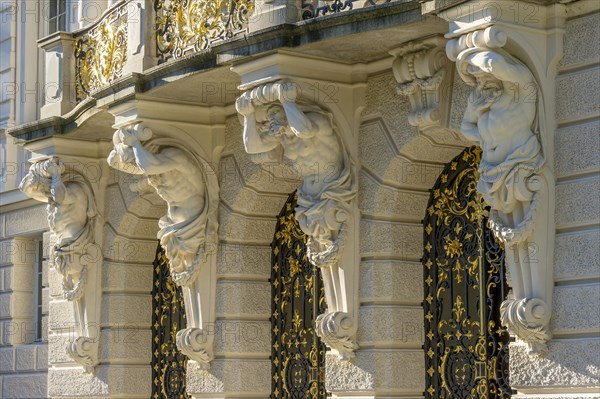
[271,192,327,398]
[151,244,190,399]
[74,4,128,101]
[423,147,511,399]
[155,0,255,62]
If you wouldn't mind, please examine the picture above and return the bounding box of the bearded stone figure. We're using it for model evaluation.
[108,124,219,366]
[20,157,99,368]
[457,48,552,352]
[236,81,358,358]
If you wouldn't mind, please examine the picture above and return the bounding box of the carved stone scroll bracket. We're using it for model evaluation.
[390,36,453,131]
[106,122,219,368]
[234,78,360,359]
[19,156,102,371]
[445,23,556,354]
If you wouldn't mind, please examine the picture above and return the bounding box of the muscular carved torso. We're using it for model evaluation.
[148,168,205,224]
[277,113,344,197]
[48,184,89,241]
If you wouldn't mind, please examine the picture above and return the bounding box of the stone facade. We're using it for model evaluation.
[0,0,598,398]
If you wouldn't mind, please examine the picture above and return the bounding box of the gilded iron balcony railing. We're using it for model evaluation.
[301,0,391,19]
[73,3,129,101]
[154,0,255,62]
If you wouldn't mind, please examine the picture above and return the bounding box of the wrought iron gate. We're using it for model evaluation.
[151,243,190,399]
[271,192,327,399]
[423,147,511,399]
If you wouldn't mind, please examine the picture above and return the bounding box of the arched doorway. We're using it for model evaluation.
[423,147,511,399]
[151,243,190,399]
[270,191,327,398]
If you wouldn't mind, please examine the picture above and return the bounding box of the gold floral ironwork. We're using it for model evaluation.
[155,0,255,62]
[423,147,511,399]
[271,192,327,399]
[152,243,190,399]
[74,4,128,101]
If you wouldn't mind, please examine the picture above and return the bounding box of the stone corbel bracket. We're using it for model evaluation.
[107,123,219,368]
[446,24,556,354]
[390,36,453,131]
[234,78,360,359]
[19,157,101,371]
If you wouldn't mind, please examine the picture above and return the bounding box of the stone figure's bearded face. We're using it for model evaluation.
[262,105,288,137]
[470,69,503,108]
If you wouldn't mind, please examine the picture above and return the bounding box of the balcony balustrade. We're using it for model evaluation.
[38,0,402,118]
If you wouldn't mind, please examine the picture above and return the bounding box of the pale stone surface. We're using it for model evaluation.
[3,205,48,237]
[216,281,270,316]
[35,344,47,370]
[48,367,109,397]
[2,373,47,398]
[187,359,270,394]
[359,220,422,259]
[359,119,443,189]
[554,230,600,281]
[358,172,429,220]
[220,160,290,215]
[326,350,424,392]
[48,333,74,364]
[556,68,600,123]
[0,347,14,372]
[217,244,270,277]
[48,299,77,328]
[510,340,600,388]
[101,294,152,327]
[361,72,417,152]
[218,207,276,244]
[560,12,600,69]
[102,261,153,293]
[555,179,600,227]
[15,345,35,371]
[359,261,423,304]
[100,328,152,363]
[551,284,600,333]
[449,70,471,132]
[213,320,270,354]
[555,119,600,178]
[357,305,423,346]
[102,228,157,264]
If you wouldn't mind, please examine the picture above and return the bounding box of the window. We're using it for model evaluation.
[48,0,67,35]
[33,239,48,342]
[0,3,13,128]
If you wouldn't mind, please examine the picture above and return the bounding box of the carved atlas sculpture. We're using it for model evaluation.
[20,157,100,370]
[236,81,359,359]
[448,26,555,353]
[108,123,219,367]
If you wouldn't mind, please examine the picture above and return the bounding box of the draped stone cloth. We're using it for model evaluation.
[477,135,542,215]
[157,207,207,285]
[295,153,356,266]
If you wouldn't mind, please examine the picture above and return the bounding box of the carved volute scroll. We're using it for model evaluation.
[19,157,101,371]
[446,25,555,354]
[390,36,453,131]
[107,123,219,368]
[236,81,359,359]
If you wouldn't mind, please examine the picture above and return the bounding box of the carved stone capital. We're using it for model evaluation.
[107,122,219,368]
[176,327,214,368]
[315,311,358,360]
[236,79,359,359]
[19,156,101,370]
[67,336,99,373]
[446,24,556,354]
[390,36,452,130]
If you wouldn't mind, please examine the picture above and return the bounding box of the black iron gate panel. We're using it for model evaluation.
[152,243,190,399]
[271,192,327,399]
[423,147,511,399]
